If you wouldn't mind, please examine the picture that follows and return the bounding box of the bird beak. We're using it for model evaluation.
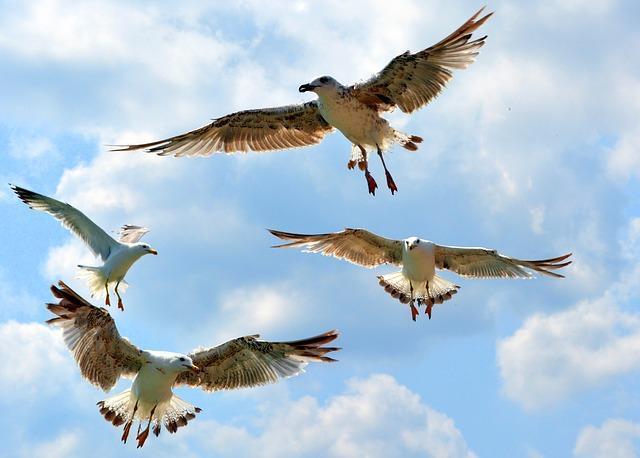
[148,248,158,255]
[183,363,199,372]
[299,83,314,93]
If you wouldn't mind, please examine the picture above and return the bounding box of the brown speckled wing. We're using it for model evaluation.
[176,330,339,391]
[349,8,492,113]
[433,245,572,279]
[46,281,144,391]
[268,228,403,268]
[112,101,333,156]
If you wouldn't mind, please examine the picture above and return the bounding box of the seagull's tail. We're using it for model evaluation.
[377,271,460,307]
[97,390,135,431]
[98,390,201,446]
[76,266,128,298]
[394,131,423,151]
[161,395,202,435]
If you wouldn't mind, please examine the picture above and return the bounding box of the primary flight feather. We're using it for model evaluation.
[114,8,492,196]
[269,228,572,321]
[46,281,340,447]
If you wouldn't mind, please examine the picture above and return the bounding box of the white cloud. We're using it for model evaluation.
[21,431,81,458]
[9,134,56,160]
[0,321,75,400]
[574,419,640,458]
[204,284,308,342]
[608,128,640,180]
[180,374,476,458]
[497,262,640,410]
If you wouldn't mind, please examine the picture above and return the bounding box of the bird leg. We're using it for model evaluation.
[353,144,378,195]
[136,404,157,448]
[376,144,398,194]
[121,399,139,443]
[115,280,124,311]
[104,282,111,307]
[409,282,419,322]
[424,281,433,319]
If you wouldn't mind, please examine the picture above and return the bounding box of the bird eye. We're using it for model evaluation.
[179,357,185,362]
[416,240,420,244]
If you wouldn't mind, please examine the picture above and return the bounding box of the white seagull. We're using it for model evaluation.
[269,228,572,321]
[47,281,339,448]
[11,185,157,310]
[113,8,492,196]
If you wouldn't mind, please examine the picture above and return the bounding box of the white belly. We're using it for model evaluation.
[318,95,393,148]
[104,246,140,281]
[132,366,174,416]
[402,245,436,282]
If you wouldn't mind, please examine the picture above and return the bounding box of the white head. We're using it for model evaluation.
[404,237,421,252]
[157,352,199,374]
[299,76,341,95]
[132,242,158,257]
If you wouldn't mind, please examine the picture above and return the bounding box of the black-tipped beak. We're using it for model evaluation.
[148,248,158,255]
[183,363,199,372]
[299,83,314,93]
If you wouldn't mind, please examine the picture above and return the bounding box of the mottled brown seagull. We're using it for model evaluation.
[46,281,340,447]
[269,228,572,321]
[113,8,492,195]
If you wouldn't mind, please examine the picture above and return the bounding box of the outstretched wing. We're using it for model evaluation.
[176,330,339,391]
[349,8,492,113]
[268,228,403,268]
[46,281,144,391]
[433,245,572,279]
[118,225,150,243]
[111,101,333,157]
[11,185,118,261]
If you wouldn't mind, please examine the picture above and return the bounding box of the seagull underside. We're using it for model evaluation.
[112,8,492,196]
[320,99,424,196]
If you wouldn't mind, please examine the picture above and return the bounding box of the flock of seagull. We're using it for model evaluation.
[11,8,572,448]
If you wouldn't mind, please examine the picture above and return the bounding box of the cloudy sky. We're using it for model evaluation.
[1,0,639,457]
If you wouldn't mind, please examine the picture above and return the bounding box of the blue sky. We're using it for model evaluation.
[1,0,639,457]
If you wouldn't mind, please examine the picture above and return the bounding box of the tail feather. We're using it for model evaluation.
[77,266,128,298]
[163,395,202,435]
[394,131,423,151]
[97,390,135,429]
[97,390,201,446]
[377,271,460,308]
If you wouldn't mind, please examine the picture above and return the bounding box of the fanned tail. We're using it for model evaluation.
[97,390,201,447]
[377,271,460,318]
[162,395,202,435]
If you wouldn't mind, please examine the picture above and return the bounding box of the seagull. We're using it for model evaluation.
[46,281,339,448]
[11,185,157,310]
[268,228,572,321]
[112,8,492,196]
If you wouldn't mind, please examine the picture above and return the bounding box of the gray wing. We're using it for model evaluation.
[111,101,333,157]
[349,8,492,113]
[46,281,144,391]
[118,225,150,243]
[176,330,339,391]
[433,244,572,279]
[268,228,403,268]
[12,185,118,261]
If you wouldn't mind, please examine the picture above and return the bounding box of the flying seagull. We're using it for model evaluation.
[46,281,339,448]
[113,8,492,195]
[11,185,157,310]
[269,228,572,321]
